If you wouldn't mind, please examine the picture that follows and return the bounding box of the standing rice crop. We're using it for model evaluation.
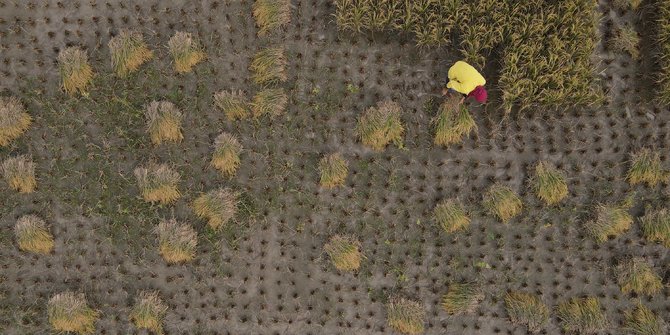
[504,292,549,333]
[58,47,94,96]
[433,95,476,147]
[108,30,153,77]
[193,188,239,230]
[251,88,288,117]
[441,282,483,315]
[483,183,523,223]
[639,207,670,247]
[168,31,205,74]
[134,164,180,205]
[145,101,183,145]
[15,214,54,254]
[0,96,32,146]
[585,202,633,242]
[433,199,470,233]
[253,0,291,36]
[533,161,568,205]
[386,297,425,335]
[319,153,349,188]
[610,24,640,60]
[250,47,287,86]
[324,235,362,271]
[557,297,607,334]
[356,100,404,151]
[48,292,99,335]
[130,291,168,334]
[627,148,669,186]
[624,303,665,335]
[658,0,670,104]
[214,90,249,120]
[211,132,242,177]
[155,218,197,263]
[616,258,663,295]
[612,0,642,11]
[2,155,36,193]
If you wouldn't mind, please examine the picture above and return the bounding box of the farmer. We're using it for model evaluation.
[441,60,487,104]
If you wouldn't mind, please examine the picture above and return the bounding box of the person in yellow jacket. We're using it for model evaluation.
[441,60,488,104]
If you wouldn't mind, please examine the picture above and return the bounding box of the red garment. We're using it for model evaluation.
[467,86,487,103]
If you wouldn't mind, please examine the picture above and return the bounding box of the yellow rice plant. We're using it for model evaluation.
[640,207,670,248]
[252,0,291,36]
[356,100,404,151]
[612,0,642,10]
[324,235,362,271]
[533,161,568,205]
[155,218,197,264]
[627,148,669,187]
[433,199,470,233]
[211,132,242,177]
[130,291,168,334]
[504,292,549,333]
[624,303,664,335]
[48,292,100,335]
[134,163,180,205]
[15,214,54,254]
[441,282,483,315]
[108,30,153,77]
[585,202,633,242]
[193,188,239,230]
[483,183,522,223]
[251,88,288,117]
[2,155,36,193]
[0,96,32,146]
[616,258,663,295]
[386,297,425,335]
[610,24,640,60]
[319,153,349,188]
[214,90,249,120]
[168,31,205,74]
[433,95,476,147]
[659,0,670,104]
[250,47,287,85]
[557,297,607,334]
[58,47,94,96]
[145,101,183,145]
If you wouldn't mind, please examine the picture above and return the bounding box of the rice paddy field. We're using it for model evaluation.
[1,0,669,334]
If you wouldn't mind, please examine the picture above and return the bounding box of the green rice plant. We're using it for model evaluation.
[130,291,168,334]
[433,199,470,233]
[155,218,197,264]
[48,292,99,335]
[557,297,607,334]
[250,47,287,86]
[145,101,183,145]
[324,235,362,271]
[214,90,249,120]
[433,95,476,147]
[504,292,549,333]
[211,132,242,177]
[585,202,633,242]
[0,96,31,146]
[612,0,642,10]
[15,214,54,254]
[2,155,36,193]
[319,153,348,188]
[386,297,425,335]
[610,24,640,60]
[252,0,291,36]
[624,303,664,335]
[533,161,568,205]
[639,207,670,247]
[356,100,404,151]
[251,88,288,117]
[134,163,180,205]
[58,47,94,96]
[659,0,670,104]
[441,282,483,315]
[193,188,239,230]
[483,183,522,223]
[168,31,205,74]
[108,30,153,77]
[627,148,669,187]
[616,258,663,295]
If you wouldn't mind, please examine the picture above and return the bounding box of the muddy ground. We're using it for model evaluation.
[1,0,669,334]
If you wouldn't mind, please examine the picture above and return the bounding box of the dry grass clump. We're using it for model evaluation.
[616,258,663,295]
[130,291,168,334]
[557,297,607,334]
[533,161,568,205]
[58,47,94,96]
[356,100,404,151]
[433,95,476,147]
[250,47,287,85]
[612,0,642,10]
[441,282,483,315]
[108,30,153,77]
[145,101,183,145]
[386,297,425,335]
[253,0,291,36]
[211,132,242,177]
[627,148,669,187]
[483,183,522,223]
[2,155,36,193]
[585,202,633,242]
[0,96,32,146]
[640,207,670,247]
[134,164,180,205]
[168,31,205,73]
[15,215,54,254]
[251,88,288,117]
[610,24,640,60]
[319,153,348,188]
[504,292,549,333]
[48,292,99,335]
[324,235,362,271]
[214,90,249,120]
[433,199,470,233]
[193,188,239,230]
[624,303,664,335]
[156,219,197,263]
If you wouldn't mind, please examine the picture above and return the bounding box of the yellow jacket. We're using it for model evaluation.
[446,61,486,95]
